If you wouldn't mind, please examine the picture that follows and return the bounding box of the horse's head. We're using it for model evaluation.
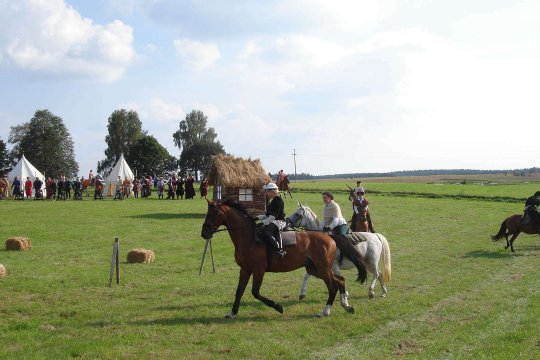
[286,202,306,228]
[201,199,226,239]
[286,203,319,230]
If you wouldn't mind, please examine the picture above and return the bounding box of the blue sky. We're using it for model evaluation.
[1,0,539,176]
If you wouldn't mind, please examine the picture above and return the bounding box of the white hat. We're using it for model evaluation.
[263,183,279,192]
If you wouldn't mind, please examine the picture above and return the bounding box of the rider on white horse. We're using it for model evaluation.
[322,192,349,236]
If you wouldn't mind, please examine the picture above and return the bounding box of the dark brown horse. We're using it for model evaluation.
[491,214,539,252]
[351,207,370,232]
[201,199,367,318]
[277,175,292,198]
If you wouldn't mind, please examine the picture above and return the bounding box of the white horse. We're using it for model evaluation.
[287,203,391,299]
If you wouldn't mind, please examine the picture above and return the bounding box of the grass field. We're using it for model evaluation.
[1,179,540,359]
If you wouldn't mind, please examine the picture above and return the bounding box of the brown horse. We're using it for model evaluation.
[351,207,370,232]
[277,175,292,198]
[201,199,367,318]
[491,214,539,252]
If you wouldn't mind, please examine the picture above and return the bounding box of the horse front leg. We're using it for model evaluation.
[299,273,310,300]
[332,257,349,299]
[334,273,354,314]
[225,268,251,319]
[251,272,283,314]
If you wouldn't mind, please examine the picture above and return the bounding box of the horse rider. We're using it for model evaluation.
[352,189,376,232]
[322,191,349,235]
[257,182,287,258]
[276,170,286,188]
[523,191,540,230]
[353,180,364,195]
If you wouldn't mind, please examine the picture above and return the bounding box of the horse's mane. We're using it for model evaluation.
[299,205,321,229]
[220,199,256,225]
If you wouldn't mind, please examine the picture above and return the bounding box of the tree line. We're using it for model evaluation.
[0,109,225,180]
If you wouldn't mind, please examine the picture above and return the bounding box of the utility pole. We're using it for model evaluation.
[292,149,297,182]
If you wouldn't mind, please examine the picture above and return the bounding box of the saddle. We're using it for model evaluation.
[254,224,296,247]
[522,206,540,226]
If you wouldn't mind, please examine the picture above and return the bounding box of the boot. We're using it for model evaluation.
[269,236,286,258]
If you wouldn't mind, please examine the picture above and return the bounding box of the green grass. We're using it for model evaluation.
[1,182,540,359]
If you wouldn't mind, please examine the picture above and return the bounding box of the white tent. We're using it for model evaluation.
[104,154,135,196]
[7,154,47,198]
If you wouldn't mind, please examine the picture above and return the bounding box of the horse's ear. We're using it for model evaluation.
[297,201,301,208]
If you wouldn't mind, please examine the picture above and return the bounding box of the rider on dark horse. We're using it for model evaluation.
[523,191,540,231]
[257,182,287,258]
[351,189,376,232]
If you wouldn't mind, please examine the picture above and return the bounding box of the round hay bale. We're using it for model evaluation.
[0,263,5,279]
[5,237,32,251]
[127,248,155,264]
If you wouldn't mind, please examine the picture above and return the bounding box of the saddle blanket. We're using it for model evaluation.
[344,232,371,245]
[281,231,297,247]
[255,229,297,247]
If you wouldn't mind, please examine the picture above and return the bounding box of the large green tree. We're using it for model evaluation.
[98,109,144,176]
[8,110,79,178]
[0,137,14,176]
[125,135,177,176]
[173,110,225,180]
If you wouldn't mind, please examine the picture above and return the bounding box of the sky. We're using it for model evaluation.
[1,0,539,176]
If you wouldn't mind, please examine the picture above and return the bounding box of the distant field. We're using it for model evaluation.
[1,179,540,359]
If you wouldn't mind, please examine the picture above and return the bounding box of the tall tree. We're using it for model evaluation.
[126,135,177,176]
[8,110,79,178]
[98,109,144,176]
[0,137,14,176]
[173,110,225,180]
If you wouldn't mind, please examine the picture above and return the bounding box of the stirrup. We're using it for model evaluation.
[276,248,287,258]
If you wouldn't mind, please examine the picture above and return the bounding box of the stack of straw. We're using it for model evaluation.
[5,237,32,251]
[127,248,155,263]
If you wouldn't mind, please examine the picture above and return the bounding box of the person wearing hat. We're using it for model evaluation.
[322,192,348,235]
[523,191,540,229]
[258,182,287,258]
[353,180,364,195]
[352,189,376,232]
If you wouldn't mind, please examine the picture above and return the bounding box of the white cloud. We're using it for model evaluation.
[173,38,221,70]
[0,0,135,82]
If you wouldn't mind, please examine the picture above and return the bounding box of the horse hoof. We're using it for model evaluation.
[315,312,328,318]
[381,294,386,298]
[299,295,305,300]
[224,312,235,319]
[369,292,375,299]
[275,304,284,314]
[347,306,355,314]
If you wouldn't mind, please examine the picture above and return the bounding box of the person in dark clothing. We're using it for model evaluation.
[523,191,540,228]
[33,177,43,199]
[185,176,196,199]
[176,178,185,199]
[257,182,287,258]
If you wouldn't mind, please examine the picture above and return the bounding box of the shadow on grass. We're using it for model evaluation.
[127,212,205,220]
[462,249,528,258]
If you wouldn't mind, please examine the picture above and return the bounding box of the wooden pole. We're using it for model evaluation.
[209,237,216,273]
[115,238,120,284]
[109,238,119,286]
[198,238,211,275]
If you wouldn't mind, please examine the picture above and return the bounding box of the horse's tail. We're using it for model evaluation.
[491,219,507,241]
[375,233,391,284]
[331,235,367,284]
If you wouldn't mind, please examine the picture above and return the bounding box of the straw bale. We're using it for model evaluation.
[208,154,271,188]
[127,248,155,264]
[0,263,5,279]
[5,237,32,251]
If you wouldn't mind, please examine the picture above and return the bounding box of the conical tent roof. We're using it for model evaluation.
[104,154,134,194]
[7,155,47,197]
